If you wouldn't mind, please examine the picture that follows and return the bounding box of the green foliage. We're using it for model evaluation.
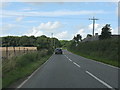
[60,40,71,49]
[67,37,119,67]
[99,24,112,40]
[2,36,20,47]
[87,34,92,37]
[1,35,61,50]
[36,36,49,49]
[73,34,82,43]
[2,49,52,88]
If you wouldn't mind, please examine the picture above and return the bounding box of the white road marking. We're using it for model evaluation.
[64,55,69,59]
[64,55,72,62]
[87,58,120,69]
[68,59,72,62]
[64,55,80,67]
[66,50,119,69]
[17,54,53,88]
[90,60,119,69]
[64,55,66,57]
[86,71,114,89]
[73,62,81,67]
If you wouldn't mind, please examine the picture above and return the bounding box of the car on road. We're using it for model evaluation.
[54,48,63,54]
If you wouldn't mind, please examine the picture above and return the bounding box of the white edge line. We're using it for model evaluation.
[88,58,119,69]
[86,71,113,89]
[68,50,119,69]
[17,54,53,88]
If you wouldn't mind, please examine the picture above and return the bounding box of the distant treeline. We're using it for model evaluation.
[0,35,61,49]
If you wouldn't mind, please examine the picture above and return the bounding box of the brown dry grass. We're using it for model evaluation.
[0,47,37,51]
[1,47,37,60]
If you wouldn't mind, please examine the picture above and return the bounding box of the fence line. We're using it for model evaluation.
[1,47,37,60]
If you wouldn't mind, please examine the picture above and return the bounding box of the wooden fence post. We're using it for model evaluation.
[19,47,20,52]
[13,46,16,56]
[24,47,25,53]
[6,46,8,59]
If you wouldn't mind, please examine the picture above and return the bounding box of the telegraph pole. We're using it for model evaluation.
[51,33,53,49]
[51,33,56,49]
[89,17,99,36]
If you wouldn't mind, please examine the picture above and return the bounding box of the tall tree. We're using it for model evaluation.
[73,34,82,42]
[73,36,77,42]
[77,34,82,41]
[99,24,112,40]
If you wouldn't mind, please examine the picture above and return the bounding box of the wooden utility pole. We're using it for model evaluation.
[51,33,53,49]
[89,17,99,36]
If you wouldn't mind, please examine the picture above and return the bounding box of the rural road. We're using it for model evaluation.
[19,50,119,89]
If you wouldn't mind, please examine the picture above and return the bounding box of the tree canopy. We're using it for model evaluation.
[99,24,112,40]
[1,35,61,50]
[73,34,82,43]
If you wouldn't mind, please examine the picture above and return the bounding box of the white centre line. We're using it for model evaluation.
[86,71,114,89]
[73,62,81,68]
[64,55,80,68]
[64,55,70,59]
[68,59,72,62]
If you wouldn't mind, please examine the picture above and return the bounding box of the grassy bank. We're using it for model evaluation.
[2,49,52,88]
[67,37,119,67]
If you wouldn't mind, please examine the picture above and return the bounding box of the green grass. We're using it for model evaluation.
[67,38,119,68]
[68,49,119,67]
[2,50,52,88]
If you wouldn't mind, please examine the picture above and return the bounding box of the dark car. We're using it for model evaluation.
[54,48,63,54]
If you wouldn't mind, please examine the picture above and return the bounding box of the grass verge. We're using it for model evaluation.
[68,49,119,68]
[2,49,52,88]
[67,38,119,68]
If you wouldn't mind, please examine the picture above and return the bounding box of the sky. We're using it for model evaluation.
[0,2,119,40]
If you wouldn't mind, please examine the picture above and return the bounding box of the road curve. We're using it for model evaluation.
[19,50,119,89]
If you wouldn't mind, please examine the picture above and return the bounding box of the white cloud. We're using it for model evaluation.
[2,10,108,17]
[73,23,104,39]
[22,8,33,11]
[24,20,39,23]
[0,2,9,8]
[55,31,68,40]
[88,23,100,30]
[16,16,24,22]
[37,21,62,30]
[25,27,44,36]
[75,29,86,39]
[25,21,63,37]
[88,23,104,35]
[1,24,16,31]
[111,27,118,35]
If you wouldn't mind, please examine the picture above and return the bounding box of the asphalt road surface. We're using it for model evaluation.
[19,50,119,89]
